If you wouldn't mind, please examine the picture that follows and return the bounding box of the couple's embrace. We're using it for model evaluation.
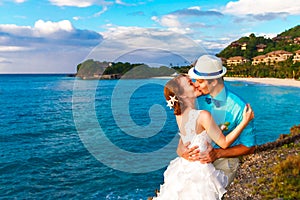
[153,55,255,200]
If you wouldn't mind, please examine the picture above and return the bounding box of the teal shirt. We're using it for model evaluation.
[196,86,255,148]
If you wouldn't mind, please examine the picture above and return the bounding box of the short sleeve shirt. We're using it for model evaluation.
[196,86,255,148]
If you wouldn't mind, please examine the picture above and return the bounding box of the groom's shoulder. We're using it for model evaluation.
[226,88,246,105]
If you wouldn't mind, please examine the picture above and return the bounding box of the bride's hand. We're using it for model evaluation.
[242,104,254,125]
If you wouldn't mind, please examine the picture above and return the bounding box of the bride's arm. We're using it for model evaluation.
[199,104,254,149]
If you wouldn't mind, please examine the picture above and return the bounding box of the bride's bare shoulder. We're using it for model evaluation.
[197,110,213,125]
[196,110,211,133]
[198,110,211,119]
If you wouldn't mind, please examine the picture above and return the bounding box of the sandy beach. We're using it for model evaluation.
[224,77,300,88]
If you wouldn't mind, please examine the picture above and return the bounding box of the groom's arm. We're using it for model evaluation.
[178,139,255,163]
[198,143,255,163]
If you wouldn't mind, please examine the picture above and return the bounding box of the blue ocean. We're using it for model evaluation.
[1,74,299,199]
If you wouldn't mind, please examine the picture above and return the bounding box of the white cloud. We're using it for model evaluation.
[0,24,32,37]
[0,57,10,63]
[188,6,201,11]
[72,5,108,20]
[151,15,191,35]
[0,20,102,73]
[200,40,229,50]
[93,5,108,17]
[33,20,74,36]
[160,15,181,27]
[0,46,32,52]
[14,0,26,3]
[49,0,112,7]
[115,0,130,6]
[0,20,76,38]
[242,32,277,39]
[223,0,300,15]
[93,25,207,66]
[259,33,277,39]
[166,27,191,35]
[115,0,147,6]
[49,0,95,7]
[151,16,159,23]
[73,16,80,21]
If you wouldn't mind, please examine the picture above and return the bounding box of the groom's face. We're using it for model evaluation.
[186,76,202,97]
[194,79,211,95]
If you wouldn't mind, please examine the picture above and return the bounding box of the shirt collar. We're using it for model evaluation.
[211,86,227,102]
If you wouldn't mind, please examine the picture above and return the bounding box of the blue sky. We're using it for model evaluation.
[0,0,300,73]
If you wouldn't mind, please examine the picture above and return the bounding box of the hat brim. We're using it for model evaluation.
[188,66,227,80]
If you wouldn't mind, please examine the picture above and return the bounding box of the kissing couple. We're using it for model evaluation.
[152,55,255,200]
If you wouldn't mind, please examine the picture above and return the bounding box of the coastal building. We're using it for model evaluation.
[86,73,122,79]
[226,56,249,66]
[229,42,248,50]
[272,36,292,43]
[252,55,266,65]
[241,43,247,50]
[256,44,267,52]
[293,50,300,63]
[265,50,293,65]
[293,37,300,45]
[101,74,122,79]
[230,42,240,48]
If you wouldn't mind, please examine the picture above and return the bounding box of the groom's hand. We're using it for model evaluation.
[178,141,200,161]
[199,142,219,164]
[184,146,200,161]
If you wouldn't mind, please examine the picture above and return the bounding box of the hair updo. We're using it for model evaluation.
[164,74,188,115]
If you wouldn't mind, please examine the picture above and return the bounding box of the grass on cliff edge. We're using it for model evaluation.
[251,125,300,199]
[254,144,300,199]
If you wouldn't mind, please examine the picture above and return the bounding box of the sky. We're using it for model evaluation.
[0,0,300,73]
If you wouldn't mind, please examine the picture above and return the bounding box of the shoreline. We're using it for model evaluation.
[224,77,300,88]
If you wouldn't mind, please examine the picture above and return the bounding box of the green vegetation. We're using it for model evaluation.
[253,147,300,199]
[76,59,109,78]
[271,154,300,199]
[253,125,300,199]
[280,25,300,38]
[76,59,146,77]
[226,57,300,79]
[217,25,300,60]
[171,65,191,74]
[215,25,300,79]
[121,65,176,79]
[76,59,176,79]
[217,33,274,60]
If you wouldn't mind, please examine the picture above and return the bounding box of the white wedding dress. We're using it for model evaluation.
[153,109,228,200]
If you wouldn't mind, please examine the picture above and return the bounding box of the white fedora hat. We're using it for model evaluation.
[188,55,227,79]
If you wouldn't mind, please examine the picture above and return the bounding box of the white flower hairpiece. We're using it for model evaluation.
[166,95,178,109]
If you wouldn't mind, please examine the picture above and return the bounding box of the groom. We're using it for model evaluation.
[177,55,256,184]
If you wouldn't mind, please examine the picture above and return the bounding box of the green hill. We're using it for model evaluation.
[76,59,176,79]
[279,25,300,38]
[217,25,300,59]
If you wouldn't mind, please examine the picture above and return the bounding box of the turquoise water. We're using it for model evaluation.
[1,75,299,199]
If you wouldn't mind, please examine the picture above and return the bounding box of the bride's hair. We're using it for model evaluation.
[164,74,188,115]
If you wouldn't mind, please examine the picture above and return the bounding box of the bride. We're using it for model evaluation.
[153,74,254,200]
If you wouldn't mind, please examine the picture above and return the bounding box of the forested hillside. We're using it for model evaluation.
[217,25,300,60]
